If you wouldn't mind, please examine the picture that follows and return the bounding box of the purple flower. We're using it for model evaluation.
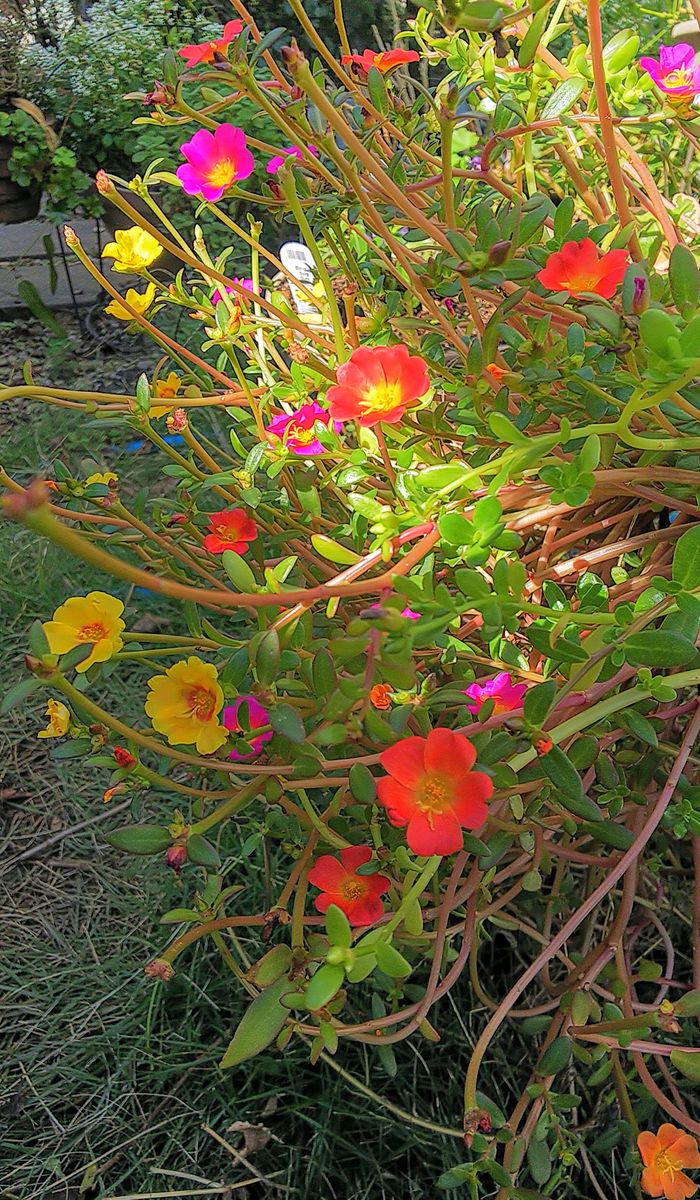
[211,277,254,305]
[463,672,527,716]
[266,144,318,174]
[223,695,272,760]
[639,44,700,96]
[401,607,421,620]
[266,401,336,455]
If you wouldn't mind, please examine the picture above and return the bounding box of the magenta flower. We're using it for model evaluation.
[176,125,254,202]
[223,695,272,760]
[639,44,700,96]
[266,402,336,455]
[401,607,421,620]
[463,672,527,716]
[266,144,318,175]
[211,277,254,305]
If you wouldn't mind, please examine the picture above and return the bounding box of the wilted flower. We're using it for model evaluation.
[369,683,394,710]
[266,144,318,174]
[37,699,70,739]
[223,695,272,760]
[211,277,254,304]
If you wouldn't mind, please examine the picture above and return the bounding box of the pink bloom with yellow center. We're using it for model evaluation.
[176,125,254,203]
[639,44,700,97]
[223,695,272,761]
[211,277,253,305]
[266,402,337,455]
[266,144,318,175]
[463,672,527,716]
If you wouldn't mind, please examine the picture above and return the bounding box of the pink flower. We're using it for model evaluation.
[223,695,272,760]
[401,607,421,620]
[178,20,244,68]
[266,402,336,455]
[211,277,254,305]
[463,672,527,716]
[176,125,254,202]
[266,144,318,175]
[639,44,700,96]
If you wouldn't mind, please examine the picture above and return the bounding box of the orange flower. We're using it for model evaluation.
[342,48,420,76]
[638,1125,700,1200]
[326,344,430,428]
[485,364,507,381]
[203,508,257,555]
[370,683,394,710]
[377,728,493,856]
[537,238,628,299]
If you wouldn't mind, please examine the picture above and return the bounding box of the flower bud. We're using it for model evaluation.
[95,170,114,197]
[113,745,136,768]
[144,958,174,981]
[631,274,649,315]
[489,239,511,266]
[164,843,188,872]
[63,225,79,247]
[166,407,188,433]
[281,41,307,76]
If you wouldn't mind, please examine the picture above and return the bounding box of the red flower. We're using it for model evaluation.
[308,845,390,926]
[537,238,628,299]
[178,20,244,68]
[203,508,257,555]
[113,745,136,768]
[342,48,420,76]
[326,345,430,428]
[377,729,493,856]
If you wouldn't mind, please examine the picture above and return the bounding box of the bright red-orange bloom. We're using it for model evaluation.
[202,508,257,555]
[342,48,420,76]
[326,345,430,428]
[377,729,493,856]
[537,238,628,299]
[178,20,244,68]
[638,1125,700,1200]
[308,845,390,926]
[370,683,394,710]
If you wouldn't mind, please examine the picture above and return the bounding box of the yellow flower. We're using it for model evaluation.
[85,472,118,487]
[104,283,156,320]
[42,591,126,672]
[102,227,162,273]
[145,656,226,754]
[151,371,182,418]
[37,699,70,739]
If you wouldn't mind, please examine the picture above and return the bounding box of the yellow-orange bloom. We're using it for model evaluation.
[145,656,227,754]
[151,371,182,418]
[85,472,118,487]
[638,1125,700,1200]
[37,699,70,739]
[104,283,156,320]
[102,227,162,273]
[42,592,125,672]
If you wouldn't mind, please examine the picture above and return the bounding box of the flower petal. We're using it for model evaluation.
[379,737,426,786]
[406,811,463,856]
[424,728,476,776]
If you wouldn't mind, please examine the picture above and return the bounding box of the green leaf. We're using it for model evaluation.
[105,825,172,854]
[219,974,295,1068]
[253,629,280,687]
[160,908,200,924]
[270,703,306,744]
[417,463,470,488]
[250,944,293,986]
[312,649,337,697]
[1,677,41,714]
[366,65,389,114]
[349,762,377,803]
[375,941,412,978]
[310,534,360,565]
[537,1036,571,1075]
[222,549,256,591]
[325,903,352,949]
[28,619,50,656]
[672,526,700,590]
[624,630,695,668]
[675,989,700,1017]
[620,709,658,747]
[670,1049,700,1082]
[669,244,700,316]
[538,744,582,804]
[526,1136,552,1186]
[639,309,679,358]
[580,821,634,851]
[541,76,586,119]
[518,7,548,67]
[305,963,344,1010]
[439,513,473,546]
[523,681,556,727]
[186,834,220,868]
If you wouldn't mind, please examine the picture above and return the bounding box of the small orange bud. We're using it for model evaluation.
[535,735,553,756]
[95,170,114,196]
[64,225,79,247]
[144,958,174,981]
[485,364,507,381]
[369,683,394,711]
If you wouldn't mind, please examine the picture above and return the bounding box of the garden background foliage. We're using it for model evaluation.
[3,0,700,1197]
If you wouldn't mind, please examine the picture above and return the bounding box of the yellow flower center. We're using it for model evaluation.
[665,67,691,88]
[207,159,235,188]
[290,423,315,444]
[340,879,366,901]
[653,1149,678,1176]
[418,774,452,814]
[187,686,216,722]
[361,381,403,414]
[570,272,602,292]
[78,621,107,642]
